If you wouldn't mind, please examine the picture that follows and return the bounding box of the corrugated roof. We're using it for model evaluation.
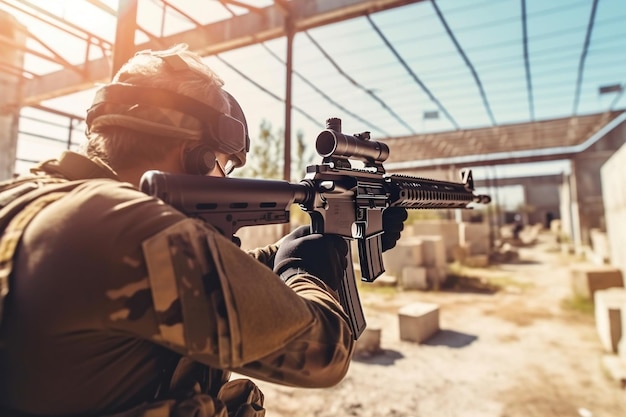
[383,110,626,170]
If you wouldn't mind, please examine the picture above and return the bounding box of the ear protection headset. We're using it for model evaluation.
[178,89,250,175]
[85,52,250,175]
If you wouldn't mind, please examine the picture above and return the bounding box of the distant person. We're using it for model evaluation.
[0,43,407,416]
[513,214,524,240]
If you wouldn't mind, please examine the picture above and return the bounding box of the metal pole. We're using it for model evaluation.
[282,15,294,234]
[112,0,139,76]
[283,17,294,183]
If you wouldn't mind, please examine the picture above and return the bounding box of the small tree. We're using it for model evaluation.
[291,129,314,181]
[236,119,283,179]
[236,120,314,181]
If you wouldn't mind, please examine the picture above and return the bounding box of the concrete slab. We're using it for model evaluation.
[601,354,626,388]
[459,222,490,255]
[421,236,446,267]
[463,255,490,268]
[353,325,383,358]
[398,302,440,343]
[382,237,424,278]
[425,266,447,290]
[594,288,626,353]
[400,266,428,290]
[408,220,460,262]
[570,265,624,299]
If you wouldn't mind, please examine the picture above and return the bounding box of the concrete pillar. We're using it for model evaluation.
[570,120,626,249]
[559,172,573,242]
[567,168,583,251]
[0,11,26,180]
[521,184,530,226]
[602,142,626,276]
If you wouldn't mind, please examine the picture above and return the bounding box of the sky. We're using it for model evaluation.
[5,0,626,208]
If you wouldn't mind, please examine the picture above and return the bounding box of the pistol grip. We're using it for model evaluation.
[337,241,367,340]
[357,234,385,282]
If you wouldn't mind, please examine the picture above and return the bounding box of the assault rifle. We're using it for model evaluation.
[140,118,491,340]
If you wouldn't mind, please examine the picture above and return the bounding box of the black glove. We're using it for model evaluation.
[273,226,348,291]
[381,207,408,252]
[281,225,311,240]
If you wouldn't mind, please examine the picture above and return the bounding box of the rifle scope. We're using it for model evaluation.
[316,118,389,163]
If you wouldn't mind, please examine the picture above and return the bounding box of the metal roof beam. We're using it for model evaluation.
[26,103,85,121]
[86,0,117,16]
[217,0,264,14]
[572,0,599,115]
[20,0,425,106]
[474,174,563,188]
[521,0,535,120]
[366,14,457,131]
[431,0,495,126]
[0,61,36,79]
[0,33,81,75]
[0,0,112,48]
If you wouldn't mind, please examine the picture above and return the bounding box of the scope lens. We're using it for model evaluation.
[316,130,338,157]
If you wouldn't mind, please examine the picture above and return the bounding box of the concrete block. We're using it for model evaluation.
[382,237,423,277]
[408,220,460,262]
[619,336,626,360]
[459,222,490,255]
[463,254,490,268]
[590,228,610,265]
[489,245,520,263]
[425,266,447,290]
[421,236,446,267]
[452,244,470,263]
[398,302,440,343]
[353,325,382,358]
[601,354,626,388]
[594,288,626,353]
[570,265,624,299]
[621,305,626,360]
[400,266,428,290]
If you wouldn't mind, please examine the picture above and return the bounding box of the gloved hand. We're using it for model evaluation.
[279,225,311,241]
[381,207,408,252]
[273,226,348,291]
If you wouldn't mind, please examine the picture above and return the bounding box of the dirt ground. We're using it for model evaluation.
[241,232,626,417]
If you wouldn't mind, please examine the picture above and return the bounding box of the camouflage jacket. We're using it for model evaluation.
[0,152,354,416]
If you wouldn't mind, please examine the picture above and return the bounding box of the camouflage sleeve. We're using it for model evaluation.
[233,273,354,387]
[106,212,353,388]
[245,243,278,269]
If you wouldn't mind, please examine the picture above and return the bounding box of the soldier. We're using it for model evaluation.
[0,43,406,417]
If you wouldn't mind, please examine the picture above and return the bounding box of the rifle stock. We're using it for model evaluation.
[140,118,490,340]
